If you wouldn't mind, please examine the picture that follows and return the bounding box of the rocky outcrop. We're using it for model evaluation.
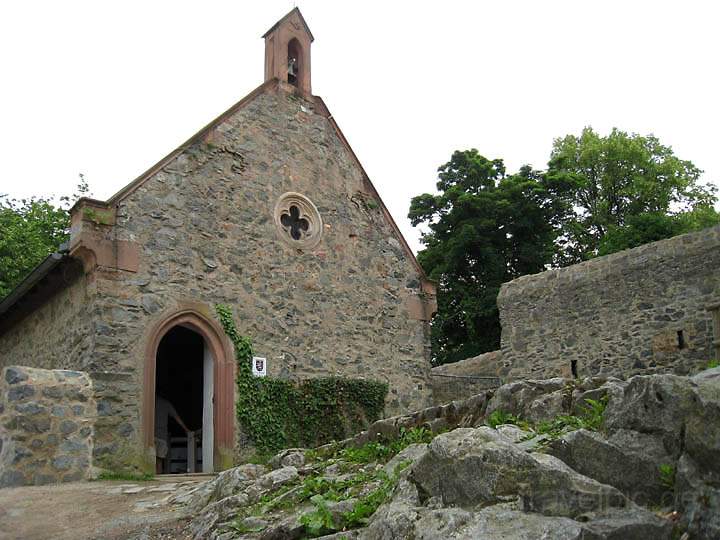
[546,428,672,506]
[170,368,720,539]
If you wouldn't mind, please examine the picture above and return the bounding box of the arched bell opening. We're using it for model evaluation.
[287,38,303,87]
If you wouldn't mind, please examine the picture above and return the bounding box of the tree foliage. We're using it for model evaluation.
[547,127,717,263]
[411,129,718,365]
[409,150,572,365]
[597,206,720,256]
[0,176,89,299]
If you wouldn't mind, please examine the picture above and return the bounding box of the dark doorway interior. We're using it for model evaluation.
[155,326,204,473]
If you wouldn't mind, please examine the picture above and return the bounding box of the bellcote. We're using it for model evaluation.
[262,8,314,95]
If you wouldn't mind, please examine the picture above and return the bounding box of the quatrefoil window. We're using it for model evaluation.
[273,192,323,249]
[280,205,310,240]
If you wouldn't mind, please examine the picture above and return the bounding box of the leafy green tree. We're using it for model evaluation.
[548,127,717,264]
[409,150,571,365]
[0,176,89,299]
[597,207,720,256]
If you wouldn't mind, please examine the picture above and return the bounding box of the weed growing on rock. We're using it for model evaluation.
[338,427,434,464]
[490,396,609,441]
[486,409,531,430]
[582,396,608,430]
[300,494,338,536]
[659,463,676,489]
[300,460,412,537]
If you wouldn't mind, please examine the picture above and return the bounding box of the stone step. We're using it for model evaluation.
[154,473,217,483]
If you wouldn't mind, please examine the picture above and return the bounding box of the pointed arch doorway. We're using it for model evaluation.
[143,307,235,473]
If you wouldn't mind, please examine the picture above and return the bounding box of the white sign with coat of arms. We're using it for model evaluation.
[252,357,267,377]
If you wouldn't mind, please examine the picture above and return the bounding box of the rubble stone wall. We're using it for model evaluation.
[0,270,94,372]
[0,366,95,487]
[89,371,145,472]
[498,225,720,380]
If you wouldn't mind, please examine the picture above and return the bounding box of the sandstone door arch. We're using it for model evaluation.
[143,307,235,472]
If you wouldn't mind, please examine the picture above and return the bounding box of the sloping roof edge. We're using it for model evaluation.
[61,79,430,294]
[314,96,430,282]
[262,7,315,42]
[100,78,277,208]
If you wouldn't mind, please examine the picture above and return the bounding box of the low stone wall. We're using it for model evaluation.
[0,366,95,487]
[498,225,720,381]
[429,351,503,404]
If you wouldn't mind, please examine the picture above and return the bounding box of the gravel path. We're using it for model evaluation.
[0,478,206,540]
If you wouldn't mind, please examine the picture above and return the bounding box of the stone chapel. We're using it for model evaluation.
[0,9,436,481]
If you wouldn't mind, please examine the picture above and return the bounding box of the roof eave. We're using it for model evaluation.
[0,244,69,317]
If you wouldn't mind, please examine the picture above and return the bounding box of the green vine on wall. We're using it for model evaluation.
[215,304,389,454]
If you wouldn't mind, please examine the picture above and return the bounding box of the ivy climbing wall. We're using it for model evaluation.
[216,304,388,455]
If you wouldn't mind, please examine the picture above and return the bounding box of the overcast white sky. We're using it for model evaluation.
[1,1,718,252]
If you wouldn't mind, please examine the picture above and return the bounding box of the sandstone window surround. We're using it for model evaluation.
[274,192,323,249]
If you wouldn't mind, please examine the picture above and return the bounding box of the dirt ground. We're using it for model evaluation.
[0,478,206,540]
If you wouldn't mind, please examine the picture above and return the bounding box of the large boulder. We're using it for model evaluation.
[577,508,672,540]
[411,427,538,507]
[433,504,583,540]
[547,428,672,506]
[411,427,627,519]
[603,373,700,458]
[604,369,720,480]
[364,503,583,540]
[684,368,720,478]
[674,453,720,539]
[363,501,669,540]
[520,453,627,519]
[486,378,569,421]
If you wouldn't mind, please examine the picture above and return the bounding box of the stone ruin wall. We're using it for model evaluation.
[0,366,95,487]
[497,225,720,381]
[0,365,141,487]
